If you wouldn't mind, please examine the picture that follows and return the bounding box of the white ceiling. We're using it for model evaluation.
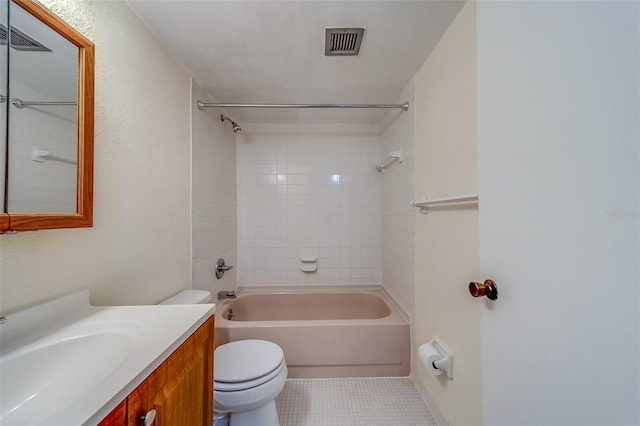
[126,0,465,125]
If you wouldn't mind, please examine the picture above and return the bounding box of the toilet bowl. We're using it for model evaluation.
[161,290,287,426]
[214,339,287,426]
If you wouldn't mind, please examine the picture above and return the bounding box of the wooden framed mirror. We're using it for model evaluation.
[1,0,94,233]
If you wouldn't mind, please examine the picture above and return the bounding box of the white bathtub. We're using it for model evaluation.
[215,288,410,378]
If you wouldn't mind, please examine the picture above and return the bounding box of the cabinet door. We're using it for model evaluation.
[127,318,214,426]
[98,400,127,426]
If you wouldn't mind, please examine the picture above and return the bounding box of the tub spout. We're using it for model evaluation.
[218,290,237,300]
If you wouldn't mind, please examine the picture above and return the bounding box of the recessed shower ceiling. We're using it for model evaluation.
[126,0,465,125]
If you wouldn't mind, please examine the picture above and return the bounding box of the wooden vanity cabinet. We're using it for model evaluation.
[98,317,214,426]
[98,400,126,425]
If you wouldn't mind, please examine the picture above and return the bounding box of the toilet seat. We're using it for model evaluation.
[214,339,285,392]
[215,359,286,392]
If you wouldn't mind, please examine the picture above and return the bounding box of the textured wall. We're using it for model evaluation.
[0,0,192,312]
[236,127,382,287]
[412,3,481,425]
[191,81,237,296]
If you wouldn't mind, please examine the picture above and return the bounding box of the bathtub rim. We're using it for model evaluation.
[216,285,409,328]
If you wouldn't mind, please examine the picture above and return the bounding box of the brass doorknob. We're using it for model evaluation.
[469,279,498,300]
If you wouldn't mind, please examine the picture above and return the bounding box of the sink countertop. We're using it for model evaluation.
[0,290,216,425]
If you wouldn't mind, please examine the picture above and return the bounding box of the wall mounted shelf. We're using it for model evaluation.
[376,147,403,173]
[410,194,478,213]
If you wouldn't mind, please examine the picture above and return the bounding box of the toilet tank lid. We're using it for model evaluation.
[160,290,212,305]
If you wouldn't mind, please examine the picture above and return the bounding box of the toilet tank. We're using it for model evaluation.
[161,290,212,305]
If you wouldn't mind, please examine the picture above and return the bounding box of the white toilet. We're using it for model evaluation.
[214,339,287,426]
[161,290,288,426]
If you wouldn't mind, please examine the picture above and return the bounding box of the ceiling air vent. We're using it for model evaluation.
[325,28,365,56]
[0,24,51,52]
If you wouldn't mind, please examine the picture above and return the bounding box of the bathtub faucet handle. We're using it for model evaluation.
[215,258,234,279]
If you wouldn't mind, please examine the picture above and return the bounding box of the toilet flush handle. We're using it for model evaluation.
[141,409,156,426]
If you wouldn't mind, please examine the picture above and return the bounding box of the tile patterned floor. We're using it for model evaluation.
[276,377,436,426]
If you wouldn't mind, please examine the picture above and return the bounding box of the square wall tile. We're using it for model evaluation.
[237,132,382,287]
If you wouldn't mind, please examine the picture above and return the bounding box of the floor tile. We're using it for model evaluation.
[276,377,436,426]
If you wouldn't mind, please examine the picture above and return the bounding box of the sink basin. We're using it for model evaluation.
[1,327,138,425]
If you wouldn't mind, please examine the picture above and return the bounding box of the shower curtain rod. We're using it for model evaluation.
[11,98,77,108]
[196,101,410,111]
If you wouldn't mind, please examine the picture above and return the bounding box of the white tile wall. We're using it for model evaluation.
[381,87,415,317]
[237,131,382,286]
[191,81,237,295]
[7,80,77,213]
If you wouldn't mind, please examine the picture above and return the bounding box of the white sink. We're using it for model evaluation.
[1,326,138,424]
[0,290,215,425]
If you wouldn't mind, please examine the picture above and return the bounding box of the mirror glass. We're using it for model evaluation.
[7,0,78,214]
[0,0,7,213]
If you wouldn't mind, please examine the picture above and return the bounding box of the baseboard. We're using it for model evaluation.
[411,372,449,426]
